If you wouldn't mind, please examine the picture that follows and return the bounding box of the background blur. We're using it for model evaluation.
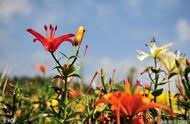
[0,0,190,84]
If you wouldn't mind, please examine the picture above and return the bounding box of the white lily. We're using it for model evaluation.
[137,41,173,61]
[159,51,186,74]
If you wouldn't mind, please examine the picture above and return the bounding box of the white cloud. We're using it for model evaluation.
[176,18,190,43]
[0,0,32,20]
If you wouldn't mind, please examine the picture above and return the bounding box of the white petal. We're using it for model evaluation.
[136,50,150,61]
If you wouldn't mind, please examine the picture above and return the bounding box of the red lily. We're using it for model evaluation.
[95,82,175,124]
[26,24,75,53]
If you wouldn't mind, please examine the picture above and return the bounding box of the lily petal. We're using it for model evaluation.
[50,33,75,52]
[137,50,150,61]
[26,28,49,47]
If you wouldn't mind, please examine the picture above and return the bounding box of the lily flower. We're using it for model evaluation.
[26,24,75,53]
[95,82,175,124]
[159,51,186,74]
[34,63,48,74]
[74,26,85,45]
[137,40,173,61]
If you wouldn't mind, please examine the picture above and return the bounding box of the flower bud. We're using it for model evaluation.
[186,58,190,66]
[75,26,85,45]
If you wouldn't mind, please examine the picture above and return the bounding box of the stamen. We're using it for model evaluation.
[44,25,48,31]
[152,37,156,43]
[52,25,57,38]
[50,24,53,30]
[44,25,48,37]
[55,25,57,31]
[50,24,54,38]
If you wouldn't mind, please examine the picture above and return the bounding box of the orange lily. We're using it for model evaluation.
[34,64,47,74]
[26,24,75,53]
[95,82,175,124]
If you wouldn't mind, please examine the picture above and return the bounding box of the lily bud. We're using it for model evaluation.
[75,26,85,45]
[140,66,152,75]
[144,82,152,90]
[186,58,190,66]
[176,76,185,98]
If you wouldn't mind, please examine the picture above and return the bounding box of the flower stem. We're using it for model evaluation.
[51,52,63,75]
[153,58,159,102]
[168,79,172,111]
[63,77,68,119]
[51,52,68,119]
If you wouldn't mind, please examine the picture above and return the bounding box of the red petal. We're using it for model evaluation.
[33,38,38,42]
[49,33,75,52]
[26,28,49,47]
[136,103,175,118]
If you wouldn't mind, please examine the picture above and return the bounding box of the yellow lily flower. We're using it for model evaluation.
[137,41,173,61]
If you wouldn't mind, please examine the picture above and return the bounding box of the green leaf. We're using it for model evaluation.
[178,100,190,109]
[181,79,190,98]
[53,75,63,79]
[158,82,167,85]
[53,66,63,70]
[69,55,77,60]
[151,68,160,74]
[185,66,190,75]
[68,74,80,78]
[65,112,81,121]
[59,51,68,59]
[168,72,177,79]
[151,89,163,97]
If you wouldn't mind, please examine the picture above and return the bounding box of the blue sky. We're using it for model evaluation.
[0,0,190,84]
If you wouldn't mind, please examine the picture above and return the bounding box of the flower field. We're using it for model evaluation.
[0,24,190,124]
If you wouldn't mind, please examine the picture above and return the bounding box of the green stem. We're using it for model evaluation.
[148,71,154,85]
[51,52,68,119]
[70,45,81,67]
[71,49,79,66]
[168,79,172,111]
[184,108,187,120]
[66,46,77,65]
[101,69,107,93]
[63,77,68,119]
[51,52,63,75]
[153,58,159,102]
